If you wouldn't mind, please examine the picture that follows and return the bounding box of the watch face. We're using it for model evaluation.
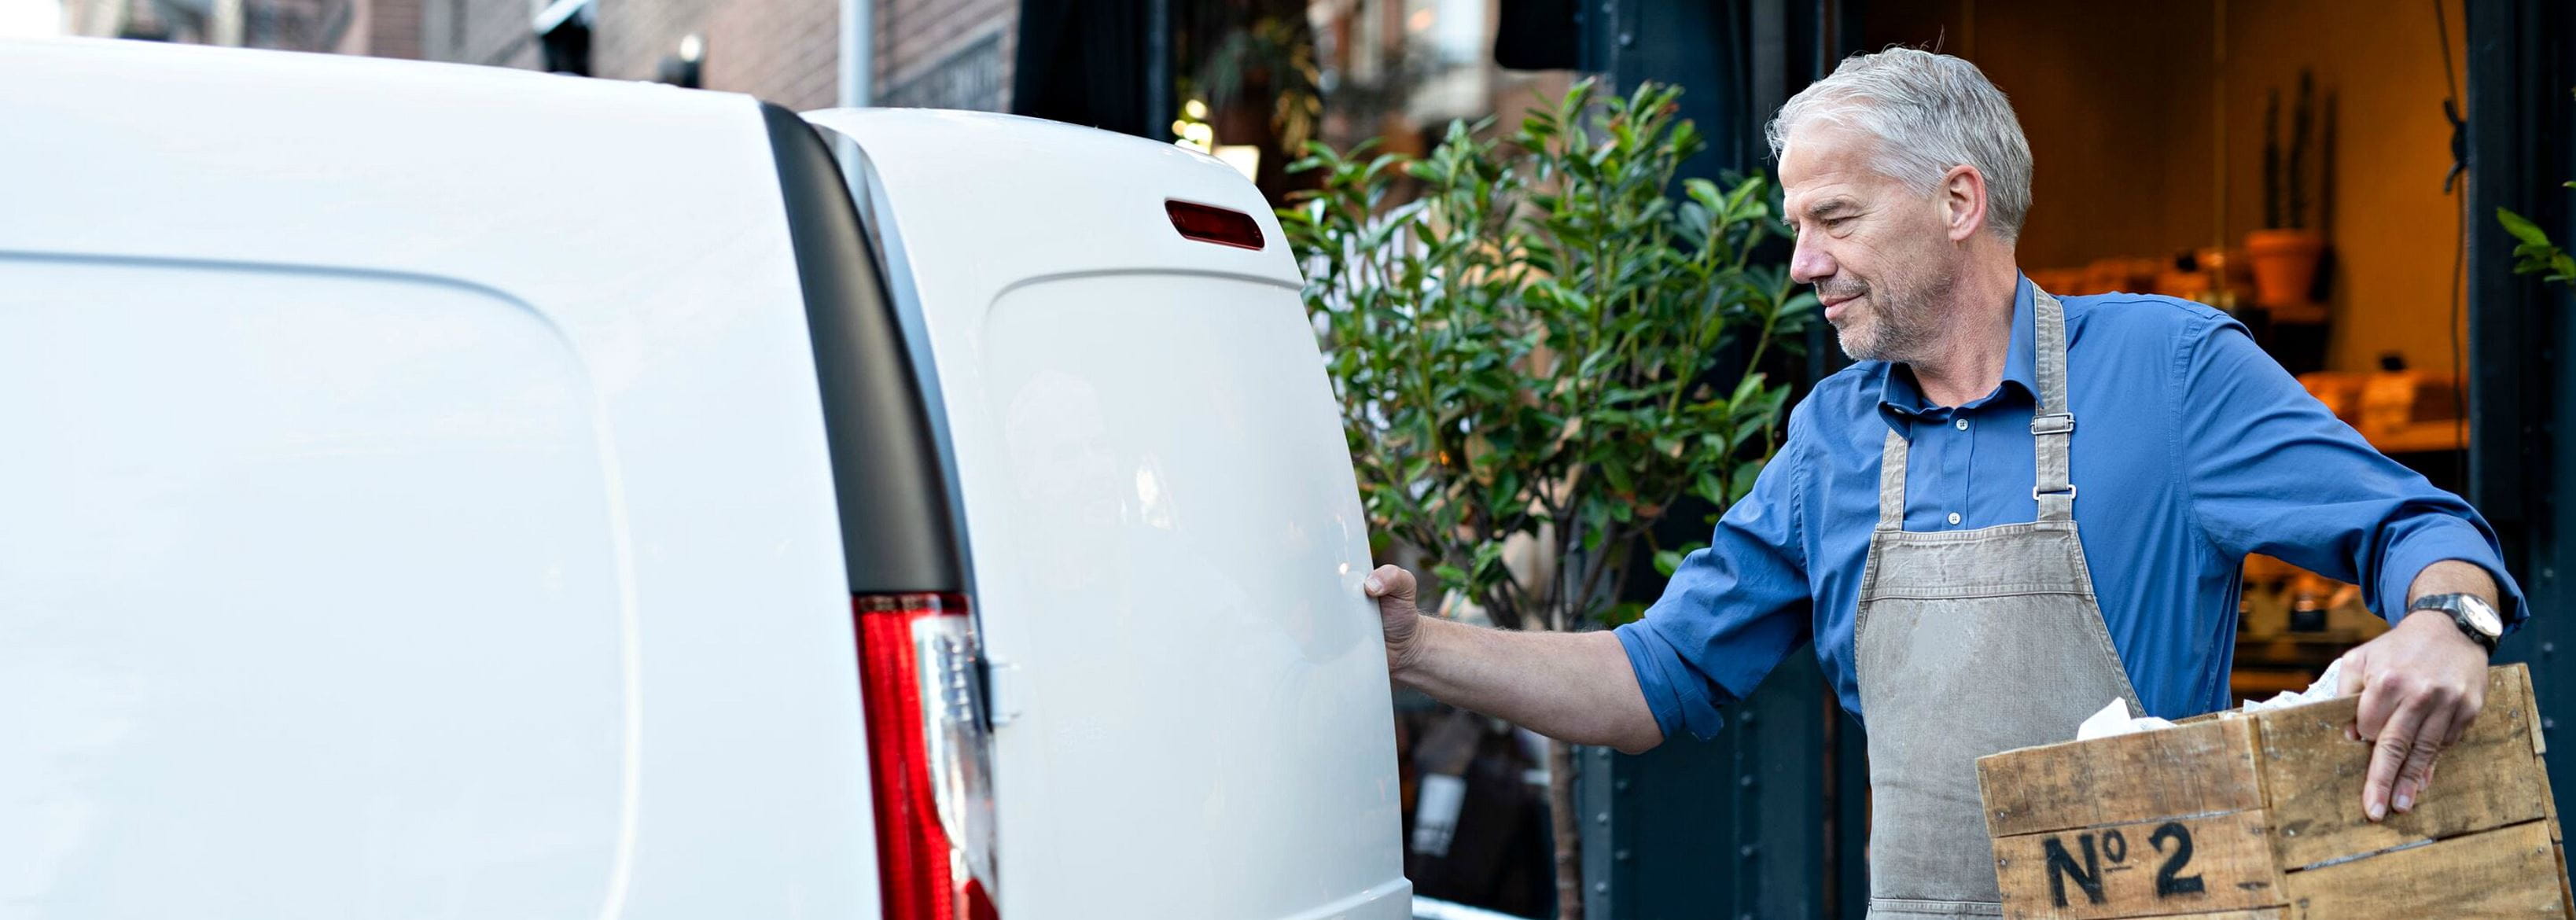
[2461,595,2504,637]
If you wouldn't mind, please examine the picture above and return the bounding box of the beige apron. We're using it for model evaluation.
[1855,289,2144,919]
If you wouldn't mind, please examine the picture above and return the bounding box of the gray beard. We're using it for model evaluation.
[1834,268,1955,364]
[1835,296,1937,364]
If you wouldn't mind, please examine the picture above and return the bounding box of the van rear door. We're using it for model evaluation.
[3,40,879,919]
[804,109,1409,920]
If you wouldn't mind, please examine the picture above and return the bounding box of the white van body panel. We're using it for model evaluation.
[0,37,1407,920]
[804,109,1409,920]
[0,39,877,919]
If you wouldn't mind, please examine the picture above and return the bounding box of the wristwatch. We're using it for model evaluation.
[2409,592,2504,654]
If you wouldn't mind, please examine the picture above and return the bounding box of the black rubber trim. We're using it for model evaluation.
[760,101,966,594]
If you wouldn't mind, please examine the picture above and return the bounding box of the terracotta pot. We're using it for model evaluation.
[2245,229,2326,307]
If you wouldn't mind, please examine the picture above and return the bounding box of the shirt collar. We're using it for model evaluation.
[1877,274,2039,423]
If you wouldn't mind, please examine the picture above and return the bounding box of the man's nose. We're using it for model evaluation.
[1789,235,1834,285]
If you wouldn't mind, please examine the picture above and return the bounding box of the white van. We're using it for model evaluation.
[0,38,1408,920]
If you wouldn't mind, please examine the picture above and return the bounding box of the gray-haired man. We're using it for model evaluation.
[1366,48,2522,918]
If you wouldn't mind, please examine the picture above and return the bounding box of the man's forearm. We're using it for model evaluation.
[1396,616,1666,753]
[2408,559,2501,610]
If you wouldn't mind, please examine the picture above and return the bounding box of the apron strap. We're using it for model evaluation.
[1879,285,2077,531]
[2031,289,2076,522]
[1878,428,1908,531]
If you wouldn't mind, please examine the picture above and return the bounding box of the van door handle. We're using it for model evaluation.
[985,657,1024,727]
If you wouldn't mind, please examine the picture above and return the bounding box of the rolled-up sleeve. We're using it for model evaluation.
[1613,417,1815,742]
[2175,315,2527,627]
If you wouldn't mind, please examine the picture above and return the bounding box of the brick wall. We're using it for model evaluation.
[697,0,839,112]
[594,0,841,112]
[418,0,840,110]
[68,0,1021,113]
[584,0,710,94]
[66,0,354,49]
[421,0,543,69]
[875,0,1014,111]
[366,0,422,57]
[413,0,1021,112]
[59,0,127,38]
[332,0,422,57]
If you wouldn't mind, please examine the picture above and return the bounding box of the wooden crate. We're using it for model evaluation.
[1977,664,2570,920]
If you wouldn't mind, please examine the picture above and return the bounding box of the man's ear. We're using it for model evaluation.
[1941,164,1989,242]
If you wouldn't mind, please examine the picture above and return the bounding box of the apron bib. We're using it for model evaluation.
[1855,290,2143,919]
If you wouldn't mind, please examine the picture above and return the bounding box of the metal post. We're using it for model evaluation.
[841,0,872,108]
[2467,0,2575,853]
[1578,745,1615,918]
[1144,0,1170,144]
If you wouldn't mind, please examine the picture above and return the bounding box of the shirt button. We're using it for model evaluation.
[1955,418,1970,431]
[1947,512,1963,526]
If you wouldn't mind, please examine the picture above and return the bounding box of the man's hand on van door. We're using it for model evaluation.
[2335,609,2490,822]
[1363,565,1424,676]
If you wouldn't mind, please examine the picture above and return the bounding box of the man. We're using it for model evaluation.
[1366,48,2524,918]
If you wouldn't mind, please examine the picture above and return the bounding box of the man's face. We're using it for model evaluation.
[1778,123,1962,364]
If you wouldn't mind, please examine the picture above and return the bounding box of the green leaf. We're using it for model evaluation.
[2498,207,2554,248]
[1695,470,1725,505]
[1598,456,1637,495]
[1652,541,1708,578]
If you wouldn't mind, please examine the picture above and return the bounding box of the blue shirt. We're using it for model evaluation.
[1614,276,2528,741]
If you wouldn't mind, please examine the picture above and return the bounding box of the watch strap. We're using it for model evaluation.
[2410,593,2501,653]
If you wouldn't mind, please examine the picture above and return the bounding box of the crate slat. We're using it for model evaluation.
[2280,820,2563,918]
[1994,812,2279,920]
[2258,666,2544,868]
[1982,716,2265,839]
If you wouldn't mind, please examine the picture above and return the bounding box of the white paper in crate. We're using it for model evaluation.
[2071,657,2349,742]
[2075,698,2177,740]
[2239,657,2347,712]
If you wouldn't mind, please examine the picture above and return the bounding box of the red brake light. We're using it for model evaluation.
[1166,199,1266,250]
[856,593,1000,920]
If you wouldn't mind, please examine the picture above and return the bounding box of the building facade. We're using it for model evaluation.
[63,0,1015,115]
[63,0,420,56]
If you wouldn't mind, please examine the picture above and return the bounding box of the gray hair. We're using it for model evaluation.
[1765,48,2033,242]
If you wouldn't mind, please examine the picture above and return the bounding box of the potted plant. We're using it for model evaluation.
[2249,70,2329,307]
[1280,81,1809,920]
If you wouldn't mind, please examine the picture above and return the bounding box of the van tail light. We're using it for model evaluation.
[1166,199,1267,250]
[856,593,1000,920]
